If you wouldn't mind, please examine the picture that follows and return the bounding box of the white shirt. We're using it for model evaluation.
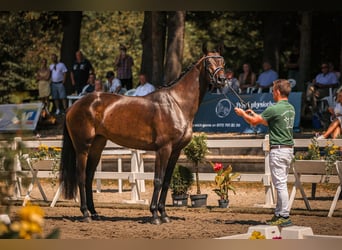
[133,82,155,96]
[109,78,122,93]
[49,62,68,82]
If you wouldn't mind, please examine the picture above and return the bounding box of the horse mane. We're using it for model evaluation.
[157,63,196,89]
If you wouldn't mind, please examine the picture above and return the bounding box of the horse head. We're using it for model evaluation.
[201,42,226,88]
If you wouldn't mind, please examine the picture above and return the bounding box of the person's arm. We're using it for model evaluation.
[70,71,75,86]
[234,108,268,127]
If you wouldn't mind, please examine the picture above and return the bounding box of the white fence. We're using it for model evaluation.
[1,136,342,215]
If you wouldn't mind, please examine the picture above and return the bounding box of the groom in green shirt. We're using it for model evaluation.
[235,79,295,227]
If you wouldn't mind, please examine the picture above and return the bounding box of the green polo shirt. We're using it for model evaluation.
[261,100,295,146]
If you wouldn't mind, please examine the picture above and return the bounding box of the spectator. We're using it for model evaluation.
[105,71,122,94]
[49,53,68,115]
[286,45,300,84]
[71,50,94,94]
[238,63,256,94]
[255,61,278,92]
[94,79,103,92]
[79,73,96,96]
[306,62,339,111]
[36,58,51,112]
[316,89,342,139]
[133,73,155,96]
[114,44,134,90]
[221,68,240,94]
[328,62,341,83]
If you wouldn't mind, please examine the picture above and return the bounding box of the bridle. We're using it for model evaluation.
[202,55,226,86]
[203,55,251,110]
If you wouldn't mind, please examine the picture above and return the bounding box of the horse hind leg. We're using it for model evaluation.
[85,136,107,220]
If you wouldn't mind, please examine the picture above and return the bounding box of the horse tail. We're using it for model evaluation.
[60,119,78,199]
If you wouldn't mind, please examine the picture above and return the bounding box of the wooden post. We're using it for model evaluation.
[262,134,276,207]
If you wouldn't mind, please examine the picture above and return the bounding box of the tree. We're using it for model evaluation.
[298,11,312,92]
[60,11,82,95]
[164,11,185,84]
[140,11,185,86]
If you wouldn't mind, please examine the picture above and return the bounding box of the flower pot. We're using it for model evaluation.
[171,194,189,207]
[218,199,229,208]
[190,194,208,208]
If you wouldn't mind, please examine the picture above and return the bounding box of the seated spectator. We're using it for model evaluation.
[328,62,341,83]
[238,63,256,94]
[306,62,339,111]
[255,61,278,92]
[316,89,342,139]
[94,79,103,92]
[221,68,240,94]
[133,73,155,96]
[105,71,122,94]
[79,73,96,96]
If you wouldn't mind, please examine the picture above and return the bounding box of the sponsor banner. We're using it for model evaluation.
[0,103,43,131]
[193,92,302,133]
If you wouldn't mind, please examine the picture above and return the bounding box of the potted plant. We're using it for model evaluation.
[169,164,194,207]
[183,133,209,207]
[210,162,240,208]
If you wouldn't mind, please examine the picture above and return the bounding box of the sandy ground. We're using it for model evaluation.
[6,180,342,239]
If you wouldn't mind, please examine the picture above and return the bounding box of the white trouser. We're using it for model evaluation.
[269,147,294,217]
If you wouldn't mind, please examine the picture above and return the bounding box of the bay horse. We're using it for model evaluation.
[60,47,226,224]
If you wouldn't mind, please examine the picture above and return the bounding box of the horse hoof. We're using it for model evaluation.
[80,216,92,223]
[91,213,101,221]
[161,216,171,223]
[151,218,162,225]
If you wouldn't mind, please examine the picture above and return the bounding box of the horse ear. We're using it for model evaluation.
[202,41,224,55]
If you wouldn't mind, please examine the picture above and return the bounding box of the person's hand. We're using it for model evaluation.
[234,107,245,116]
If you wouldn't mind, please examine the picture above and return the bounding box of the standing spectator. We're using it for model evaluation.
[49,53,68,115]
[114,44,134,90]
[238,63,256,94]
[133,73,155,96]
[71,50,94,94]
[36,58,51,112]
[255,61,278,92]
[235,79,295,227]
[306,62,339,111]
[105,71,122,94]
[79,73,96,96]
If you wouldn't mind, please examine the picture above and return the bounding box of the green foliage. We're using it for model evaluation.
[80,11,144,87]
[183,133,209,165]
[170,164,194,195]
[183,133,209,194]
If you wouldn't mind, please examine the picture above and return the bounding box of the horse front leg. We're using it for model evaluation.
[150,146,171,225]
[158,150,181,223]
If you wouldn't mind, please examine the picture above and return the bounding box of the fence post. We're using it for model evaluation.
[262,134,275,207]
[12,137,23,199]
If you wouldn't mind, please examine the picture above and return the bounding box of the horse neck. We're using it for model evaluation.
[169,60,208,118]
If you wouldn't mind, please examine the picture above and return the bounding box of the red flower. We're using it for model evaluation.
[214,163,223,172]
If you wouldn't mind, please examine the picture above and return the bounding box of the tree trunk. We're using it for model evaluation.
[151,12,166,86]
[262,12,282,73]
[298,11,312,93]
[140,11,153,83]
[164,11,185,84]
[60,11,82,95]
